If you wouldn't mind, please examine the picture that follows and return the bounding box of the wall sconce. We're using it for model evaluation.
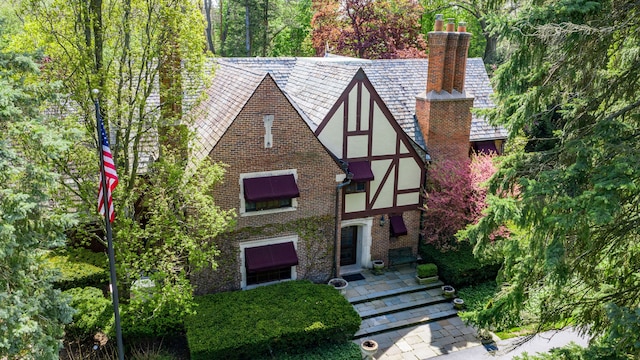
[379,215,386,227]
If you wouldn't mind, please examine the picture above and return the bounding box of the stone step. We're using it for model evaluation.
[348,280,444,305]
[354,306,459,339]
[356,294,449,319]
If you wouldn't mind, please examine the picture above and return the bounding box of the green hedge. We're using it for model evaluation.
[45,247,109,290]
[186,281,361,360]
[64,287,114,338]
[420,242,501,287]
[256,341,360,360]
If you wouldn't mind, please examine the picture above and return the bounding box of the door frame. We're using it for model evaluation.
[339,217,373,274]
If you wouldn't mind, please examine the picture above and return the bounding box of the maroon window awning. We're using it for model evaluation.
[474,141,498,155]
[243,174,300,202]
[348,161,374,182]
[390,215,408,236]
[245,242,299,272]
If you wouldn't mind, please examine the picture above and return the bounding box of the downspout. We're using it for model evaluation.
[418,152,432,260]
[333,160,352,278]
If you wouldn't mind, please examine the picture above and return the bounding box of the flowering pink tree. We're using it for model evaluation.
[422,153,497,249]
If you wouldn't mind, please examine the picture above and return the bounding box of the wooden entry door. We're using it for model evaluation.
[340,226,358,266]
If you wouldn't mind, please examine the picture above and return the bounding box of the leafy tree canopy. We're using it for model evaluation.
[422,153,497,250]
[0,14,75,359]
[461,0,640,356]
[312,0,427,59]
[10,0,235,330]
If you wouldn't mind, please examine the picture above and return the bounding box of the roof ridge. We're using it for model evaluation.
[215,59,269,77]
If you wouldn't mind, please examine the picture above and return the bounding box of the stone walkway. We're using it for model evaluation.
[346,267,484,359]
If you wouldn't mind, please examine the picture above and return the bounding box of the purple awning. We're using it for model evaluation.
[390,215,408,236]
[245,242,299,272]
[474,141,498,155]
[243,174,300,202]
[348,161,374,182]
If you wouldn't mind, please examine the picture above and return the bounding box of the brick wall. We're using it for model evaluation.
[416,94,474,162]
[369,210,421,266]
[191,75,342,293]
[193,215,336,294]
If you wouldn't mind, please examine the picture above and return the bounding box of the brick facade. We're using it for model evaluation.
[368,210,421,265]
[191,75,342,294]
[415,93,474,162]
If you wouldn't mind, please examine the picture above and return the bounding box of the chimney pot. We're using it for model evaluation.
[434,14,444,31]
[457,22,467,32]
[446,18,455,32]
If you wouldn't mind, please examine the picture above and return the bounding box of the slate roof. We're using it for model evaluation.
[203,56,506,151]
[188,63,267,164]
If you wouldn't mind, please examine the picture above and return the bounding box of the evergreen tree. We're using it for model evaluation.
[0,16,75,359]
[461,0,640,356]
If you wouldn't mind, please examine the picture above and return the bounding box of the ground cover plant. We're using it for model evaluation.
[456,282,497,315]
[186,280,361,360]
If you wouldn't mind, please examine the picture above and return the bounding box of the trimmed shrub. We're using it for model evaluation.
[416,263,438,278]
[186,281,361,360]
[64,287,114,338]
[121,278,193,338]
[256,341,360,360]
[420,242,500,287]
[45,247,109,290]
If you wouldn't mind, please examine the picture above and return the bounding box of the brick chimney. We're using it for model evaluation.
[416,15,474,162]
[158,28,188,164]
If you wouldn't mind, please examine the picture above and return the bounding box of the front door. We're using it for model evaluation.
[340,226,358,266]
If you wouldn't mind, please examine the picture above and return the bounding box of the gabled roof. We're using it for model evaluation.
[187,61,321,165]
[213,57,507,147]
[188,63,266,164]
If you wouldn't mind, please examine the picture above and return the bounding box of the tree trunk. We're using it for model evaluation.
[204,0,216,54]
[90,0,103,74]
[245,0,251,56]
[479,17,498,65]
[483,33,498,64]
[220,0,229,56]
[262,0,268,57]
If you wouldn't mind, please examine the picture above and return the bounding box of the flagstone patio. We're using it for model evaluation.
[345,267,483,359]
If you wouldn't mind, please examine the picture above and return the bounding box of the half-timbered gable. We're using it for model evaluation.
[315,69,425,220]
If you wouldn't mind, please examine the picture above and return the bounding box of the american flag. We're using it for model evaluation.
[97,115,118,222]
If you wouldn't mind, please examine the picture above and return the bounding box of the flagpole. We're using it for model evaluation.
[93,89,125,360]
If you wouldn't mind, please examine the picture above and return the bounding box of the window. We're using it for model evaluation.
[247,268,291,285]
[344,181,366,193]
[246,198,292,212]
[345,160,373,194]
[240,171,300,215]
[243,239,299,288]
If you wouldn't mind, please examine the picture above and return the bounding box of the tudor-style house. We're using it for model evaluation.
[188,17,506,293]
